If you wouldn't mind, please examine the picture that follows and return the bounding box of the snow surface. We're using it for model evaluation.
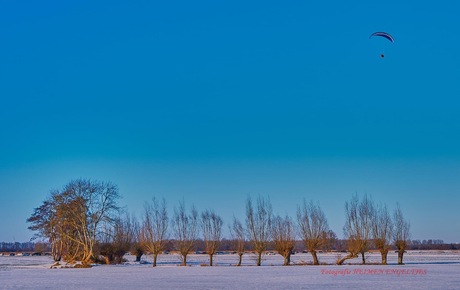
[1,251,459,289]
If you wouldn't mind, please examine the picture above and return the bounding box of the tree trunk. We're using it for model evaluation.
[361,252,366,264]
[257,251,262,266]
[182,254,187,266]
[209,254,214,266]
[237,253,243,266]
[117,255,123,264]
[337,253,357,265]
[311,250,319,265]
[52,240,62,262]
[135,252,142,262]
[283,253,291,266]
[153,253,158,267]
[380,249,388,265]
[398,251,404,265]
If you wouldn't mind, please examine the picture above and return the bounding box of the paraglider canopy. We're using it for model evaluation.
[370,32,394,58]
[369,32,394,43]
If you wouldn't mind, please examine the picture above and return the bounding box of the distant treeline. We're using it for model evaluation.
[0,242,49,253]
[2,239,459,253]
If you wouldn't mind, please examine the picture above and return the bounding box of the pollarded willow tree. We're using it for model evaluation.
[338,194,375,265]
[393,203,410,265]
[271,214,296,266]
[245,195,272,266]
[27,179,121,265]
[140,197,169,267]
[371,203,393,265]
[172,200,199,266]
[356,194,375,264]
[229,216,245,266]
[201,209,223,266]
[296,200,329,265]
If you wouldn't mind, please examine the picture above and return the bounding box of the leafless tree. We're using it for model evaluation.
[130,217,144,262]
[338,194,375,265]
[245,195,272,266]
[229,216,245,266]
[321,230,338,252]
[371,203,393,265]
[98,212,136,264]
[33,242,48,255]
[271,214,296,265]
[98,234,115,265]
[357,194,375,264]
[27,179,121,265]
[113,213,136,264]
[27,191,64,262]
[393,203,410,265]
[66,179,121,264]
[140,197,169,267]
[50,191,88,263]
[297,200,329,265]
[172,200,199,266]
[201,209,223,266]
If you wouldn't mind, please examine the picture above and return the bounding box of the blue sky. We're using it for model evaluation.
[1,0,459,243]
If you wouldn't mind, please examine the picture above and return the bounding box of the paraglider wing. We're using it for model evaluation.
[369,32,394,43]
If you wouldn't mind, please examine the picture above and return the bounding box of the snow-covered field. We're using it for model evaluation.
[1,251,459,289]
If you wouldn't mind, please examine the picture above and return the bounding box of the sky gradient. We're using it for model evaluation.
[1,1,460,243]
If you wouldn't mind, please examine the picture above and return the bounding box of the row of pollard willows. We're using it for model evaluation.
[27,179,411,267]
[130,194,410,267]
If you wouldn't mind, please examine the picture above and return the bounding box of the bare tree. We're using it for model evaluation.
[338,194,375,265]
[33,242,48,255]
[98,212,136,264]
[130,217,144,262]
[98,230,115,265]
[201,209,223,266]
[27,192,64,262]
[140,198,169,267]
[28,179,121,265]
[321,230,338,252]
[172,200,199,266]
[245,195,272,266]
[65,179,121,264]
[229,216,245,266]
[53,193,88,263]
[297,200,329,265]
[357,194,375,264]
[371,203,393,265]
[271,214,296,265]
[393,203,410,265]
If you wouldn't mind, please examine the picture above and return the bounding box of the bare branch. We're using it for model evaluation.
[245,195,272,266]
[297,199,329,265]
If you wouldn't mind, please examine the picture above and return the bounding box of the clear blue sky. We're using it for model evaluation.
[1,1,459,243]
